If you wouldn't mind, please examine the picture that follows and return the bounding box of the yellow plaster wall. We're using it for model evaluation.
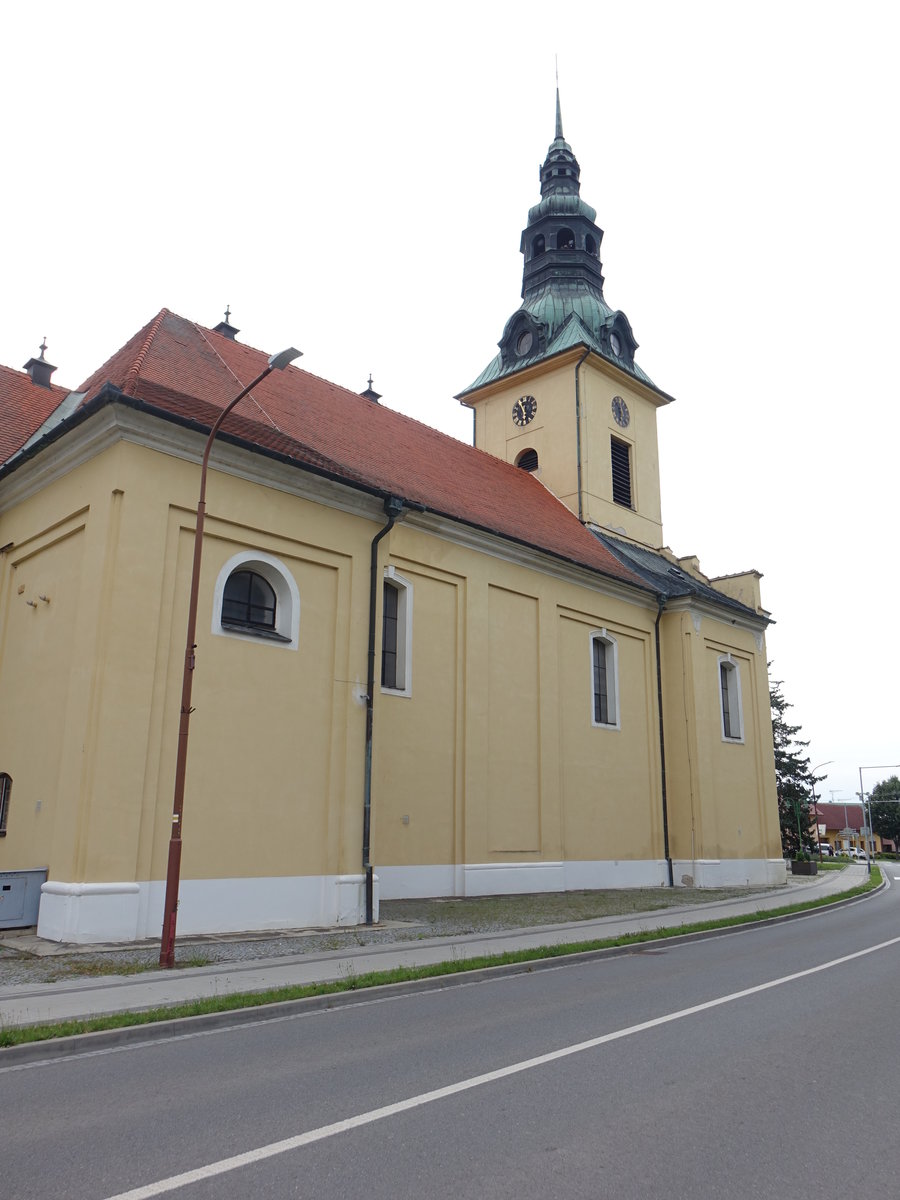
[658,610,780,871]
[0,519,85,872]
[466,352,666,548]
[370,522,667,872]
[0,438,374,888]
[370,562,461,868]
[557,610,659,860]
[579,361,664,546]
[0,421,779,909]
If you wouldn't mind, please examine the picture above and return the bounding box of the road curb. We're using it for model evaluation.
[0,878,883,1067]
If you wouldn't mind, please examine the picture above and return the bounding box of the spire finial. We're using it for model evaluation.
[224,304,231,324]
[555,58,563,140]
[39,337,48,361]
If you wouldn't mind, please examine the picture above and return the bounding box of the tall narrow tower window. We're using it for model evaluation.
[557,228,575,250]
[532,235,545,257]
[718,656,744,742]
[382,583,399,689]
[381,570,413,696]
[610,438,632,508]
[590,632,619,728]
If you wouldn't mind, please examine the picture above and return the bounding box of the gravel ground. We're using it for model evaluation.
[0,885,777,988]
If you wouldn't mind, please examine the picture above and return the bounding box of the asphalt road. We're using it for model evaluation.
[3,873,898,1200]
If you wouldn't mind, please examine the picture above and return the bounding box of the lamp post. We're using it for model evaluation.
[810,760,833,860]
[159,347,301,968]
[857,762,900,877]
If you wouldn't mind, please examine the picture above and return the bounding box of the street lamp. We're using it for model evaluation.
[159,347,302,968]
[810,760,833,860]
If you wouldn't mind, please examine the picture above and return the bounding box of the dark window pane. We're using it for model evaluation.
[593,640,609,724]
[222,570,276,630]
[721,664,733,737]
[0,773,10,834]
[382,583,399,689]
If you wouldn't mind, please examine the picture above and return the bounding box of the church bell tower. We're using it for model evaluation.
[457,92,674,549]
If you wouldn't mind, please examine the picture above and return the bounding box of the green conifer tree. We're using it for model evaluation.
[870,775,900,853]
[770,675,820,857]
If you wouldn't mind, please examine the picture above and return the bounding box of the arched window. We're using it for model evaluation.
[381,569,413,696]
[212,551,300,649]
[718,655,744,742]
[590,631,620,728]
[557,228,575,250]
[532,234,545,257]
[585,234,597,256]
[516,448,539,472]
[222,570,276,630]
[0,773,11,835]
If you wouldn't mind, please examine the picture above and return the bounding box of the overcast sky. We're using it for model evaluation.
[2,1,897,803]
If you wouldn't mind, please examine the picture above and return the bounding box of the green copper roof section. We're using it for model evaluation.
[459,91,667,401]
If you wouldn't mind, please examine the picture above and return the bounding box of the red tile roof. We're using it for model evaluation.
[815,804,866,832]
[72,309,647,588]
[0,364,70,463]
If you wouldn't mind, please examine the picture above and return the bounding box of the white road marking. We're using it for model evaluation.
[103,932,900,1200]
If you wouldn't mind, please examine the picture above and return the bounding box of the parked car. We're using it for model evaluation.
[818,843,834,857]
[848,848,868,862]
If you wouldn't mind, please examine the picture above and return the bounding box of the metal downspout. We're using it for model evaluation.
[363,496,405,924]
[574,349,591,523]
[655,597,674,887]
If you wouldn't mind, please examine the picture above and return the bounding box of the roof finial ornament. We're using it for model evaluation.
[23,338,57,388]
[361,374,382,404]
[555,57,563,140]
[213,306,240,341]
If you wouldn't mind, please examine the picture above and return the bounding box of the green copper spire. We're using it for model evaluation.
[458,91,659,400]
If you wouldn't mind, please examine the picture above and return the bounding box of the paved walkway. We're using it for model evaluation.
[0,865,871,1030]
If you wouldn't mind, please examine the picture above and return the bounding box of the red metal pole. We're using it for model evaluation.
[158,363,277,967]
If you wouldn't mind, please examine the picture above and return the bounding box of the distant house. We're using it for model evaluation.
[0,97,784,944]
[813,802,892,855]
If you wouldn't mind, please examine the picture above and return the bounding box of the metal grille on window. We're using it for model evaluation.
[222,570,276,629]
[610,437,632,507]
[0,773,10,835]
[517,448,539,472]
[721,664,734,738]
[382,583,399,688]
[593,640,609,725]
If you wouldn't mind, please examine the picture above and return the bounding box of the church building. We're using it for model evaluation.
[0,98,784,945]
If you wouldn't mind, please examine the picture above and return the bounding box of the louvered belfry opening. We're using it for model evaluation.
[610,437,632,507]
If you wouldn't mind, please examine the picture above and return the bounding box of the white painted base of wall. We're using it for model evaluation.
[378,857,786,899]
[378,858,672,899]
[37,873,379,945]
[35,856,787,944]
[672,857,788,889]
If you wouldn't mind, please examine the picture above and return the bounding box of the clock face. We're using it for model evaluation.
[512,394,538,427]
[611,396,630,428]
[516,330,534,356]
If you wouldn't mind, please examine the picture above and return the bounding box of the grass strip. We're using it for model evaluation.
[0,865,880,1050]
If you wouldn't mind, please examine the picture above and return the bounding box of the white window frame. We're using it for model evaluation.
[212,550,300,650]
[590,628,620,730]
[718,653,744,742]
[381,566,413,697]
